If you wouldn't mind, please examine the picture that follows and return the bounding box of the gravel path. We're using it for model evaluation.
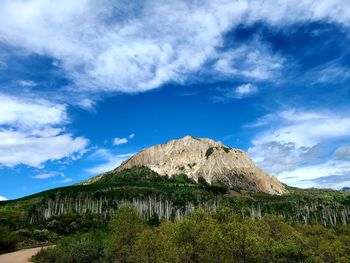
[0,246,49,263]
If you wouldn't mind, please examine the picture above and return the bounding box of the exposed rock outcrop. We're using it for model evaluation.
[88,135,287,195]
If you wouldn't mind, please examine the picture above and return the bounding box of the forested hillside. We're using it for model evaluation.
[32,206,350,263]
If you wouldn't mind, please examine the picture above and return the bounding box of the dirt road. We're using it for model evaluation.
[0,246,48,263]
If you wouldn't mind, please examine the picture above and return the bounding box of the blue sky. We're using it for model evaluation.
[1,0,350,200]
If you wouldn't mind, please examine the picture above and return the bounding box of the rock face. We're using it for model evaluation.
[96,135,286,195]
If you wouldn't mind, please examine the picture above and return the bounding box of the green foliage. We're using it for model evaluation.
[197,176,209,187]
[96,166,166,185]
[0,225,19,253]
[104,205,146,263]
[147,212,160,227]
[15,228,32,238]
[32,206,350,263]
[171,174,193,184]
[197,177,228,194]
[32,231,106,263]
[2,166,350,229]
[44,213,107,235]
[205,147,214,159]
[32,229,58,242]
[222,146,231,153]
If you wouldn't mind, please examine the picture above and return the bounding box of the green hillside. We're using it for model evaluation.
[1,167,350,231]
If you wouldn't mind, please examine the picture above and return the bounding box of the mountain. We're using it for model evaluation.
[85,136,286,195]
[342,187,350,191]
[1,136,350,229]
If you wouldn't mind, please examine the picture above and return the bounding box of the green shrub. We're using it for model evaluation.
[32,231,105,263]
[33,229,50,241]
[0,226,18,253]
[222,146,231,153]
[32,207,350,263]
[147,213,160,227]
[16,228,32,239]
[172,174,195,184]
[205,147,214,159]
[104,205,146,263]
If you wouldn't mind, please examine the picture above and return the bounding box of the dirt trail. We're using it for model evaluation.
[0,246,49,263]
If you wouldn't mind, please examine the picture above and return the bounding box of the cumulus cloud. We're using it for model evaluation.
[248,109,350,189]
[0,1,349,95]
[0,94,88,167]
[0,94,66,129]
[0,128,87,168]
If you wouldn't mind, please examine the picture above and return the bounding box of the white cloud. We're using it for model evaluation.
[113,133,135,145]
[334,145,350,161]
[113,138,128,145]
[234,83,258,98]
[277,159,350,189]
[251,110,350,148]
[59,177,73,183]
[243,0,350,27]
[18,80,37,88]
[86,148,133,174]
[0,129,87,167]
[0,0,247,93]
[0,94,88,168]
[0,94,66,129]
[214,43,284,81]
[32,171,63,179]
[248,109,350,189]
[213,83,258,102]
[1,1,349,94]
[307,64,350,85]
[0,195,8,201]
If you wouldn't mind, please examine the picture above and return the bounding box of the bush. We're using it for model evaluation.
[32,207,350,263]
[147,213,160,227]
[104,205,146,263]
[205,147,214,159]
[16,228,32,239]
[0,226,18,253]
[32,231,105,263]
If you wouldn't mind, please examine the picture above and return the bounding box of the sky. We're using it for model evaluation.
[1,0,350,200]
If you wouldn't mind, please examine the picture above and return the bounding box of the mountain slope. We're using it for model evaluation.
[86,136,286,195]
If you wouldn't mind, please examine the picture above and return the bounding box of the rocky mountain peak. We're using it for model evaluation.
[106,135,287,195]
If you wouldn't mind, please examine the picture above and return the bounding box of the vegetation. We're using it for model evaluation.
[222,146,231,153]
[205,147,214,159]
[33,205,350,263]
[1,167,350,258]
[0,225,19,253]
[33,231,106,263]
[1,167,350,231]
